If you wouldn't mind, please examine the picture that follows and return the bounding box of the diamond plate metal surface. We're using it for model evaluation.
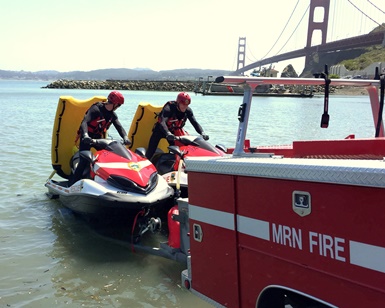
[185,156,385,188]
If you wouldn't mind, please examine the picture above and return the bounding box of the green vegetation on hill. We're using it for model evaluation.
[339,24,385,71]
[340,46,385,70]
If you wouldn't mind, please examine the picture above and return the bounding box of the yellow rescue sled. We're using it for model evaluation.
[51,96,107,178]
[128,102,169,153]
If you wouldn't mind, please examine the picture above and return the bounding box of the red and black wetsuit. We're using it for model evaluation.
[145,101,204,160]
[78,102,127,143]
[70,102,127,185]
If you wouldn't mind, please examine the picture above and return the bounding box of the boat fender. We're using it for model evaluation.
[168,205,180,248]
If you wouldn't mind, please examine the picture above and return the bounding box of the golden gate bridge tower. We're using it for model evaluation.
[305,0,330,67]
[236,0,331,73]
[236,37,246,73]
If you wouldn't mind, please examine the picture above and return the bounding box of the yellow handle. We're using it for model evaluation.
[176,158,183,191]
[48,170,56,180]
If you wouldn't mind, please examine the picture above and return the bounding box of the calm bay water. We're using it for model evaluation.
[0,80,376,307]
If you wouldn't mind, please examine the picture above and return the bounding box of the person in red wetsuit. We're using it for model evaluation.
[145,92,209,160]
[69,90,131,185]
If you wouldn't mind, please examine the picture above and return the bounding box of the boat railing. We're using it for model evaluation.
[215,74,383,156]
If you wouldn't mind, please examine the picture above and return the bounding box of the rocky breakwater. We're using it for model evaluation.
[43,79,196,91]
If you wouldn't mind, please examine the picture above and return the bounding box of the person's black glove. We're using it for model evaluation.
[166,133,176,142]
[123,136,131,146]
[201,133,209,141]
[82,134,92,145]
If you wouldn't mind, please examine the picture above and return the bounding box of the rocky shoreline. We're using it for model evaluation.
[43,79,196,92]
[43,79,367,95]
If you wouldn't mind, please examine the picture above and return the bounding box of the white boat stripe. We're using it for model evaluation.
[237,215,270,241]
[350,241,385,274]
[189,205,234,230]
[95,160,152,169]
[189,206,269,238]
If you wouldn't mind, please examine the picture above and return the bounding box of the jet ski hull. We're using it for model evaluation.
[45,176,174,221]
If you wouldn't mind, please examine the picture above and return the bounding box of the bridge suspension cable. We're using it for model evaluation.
[367,0,385,15]
[274,4,310,56]
[246,43,258,63]
[260,0,301,60]
[244,0,301,64]
[347,0,385,28]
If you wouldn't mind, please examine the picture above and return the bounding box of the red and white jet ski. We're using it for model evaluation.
[46,138,174,225]
[138,134,226,197]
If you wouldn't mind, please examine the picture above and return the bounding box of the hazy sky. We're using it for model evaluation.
[1,0,384,74]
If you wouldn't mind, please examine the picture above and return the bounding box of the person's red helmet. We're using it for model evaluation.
[176,92,191,105]
[108,91,124,105]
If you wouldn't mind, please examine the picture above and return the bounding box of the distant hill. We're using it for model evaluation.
[0,68,232,81]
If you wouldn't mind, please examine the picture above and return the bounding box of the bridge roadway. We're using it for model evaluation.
[234,31,385,75]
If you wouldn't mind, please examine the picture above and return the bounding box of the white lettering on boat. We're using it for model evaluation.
[271,224,345,261]
[309,231,346,262]
[272,223,302,250]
